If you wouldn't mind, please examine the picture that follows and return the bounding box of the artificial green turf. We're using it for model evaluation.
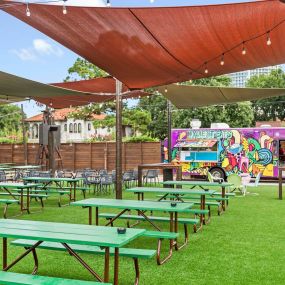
[0,185,285,285]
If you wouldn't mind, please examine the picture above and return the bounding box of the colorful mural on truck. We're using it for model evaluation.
[166,128,285,178]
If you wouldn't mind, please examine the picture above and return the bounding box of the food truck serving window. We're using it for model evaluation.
[174,139,217,149]
[175,139,218,162]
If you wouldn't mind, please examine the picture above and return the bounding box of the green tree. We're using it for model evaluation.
[65,58,108,81]
[0,105,22,132]
[138,95,168,140]
[93,108,152,136]
[246,68,285,121]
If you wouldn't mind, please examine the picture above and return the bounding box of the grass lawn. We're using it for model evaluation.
[1,184,285,285]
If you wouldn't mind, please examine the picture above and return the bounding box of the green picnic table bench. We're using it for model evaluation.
[0,271,111,285]
[0,219,145,285]
[0,199,19,218]
[0,192,48,208]
[11,239,156,283]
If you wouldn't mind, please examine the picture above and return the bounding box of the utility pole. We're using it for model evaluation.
[167,100,172,163]
[21,104,28,165]
[115,79,123,199]
[46,107,56,176]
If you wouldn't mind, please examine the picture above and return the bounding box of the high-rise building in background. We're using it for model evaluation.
[228,65,282,87]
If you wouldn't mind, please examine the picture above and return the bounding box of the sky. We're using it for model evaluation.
[0,0,258,117]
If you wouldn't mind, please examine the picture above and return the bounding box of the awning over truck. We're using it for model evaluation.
[174,139,217,148]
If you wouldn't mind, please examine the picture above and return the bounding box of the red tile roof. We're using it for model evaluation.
[255,121,284,128]
[26,108,105,122]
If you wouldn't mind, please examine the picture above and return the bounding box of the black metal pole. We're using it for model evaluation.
[21,104,28,165]
[167,100,172,163]
[115,79,123,199]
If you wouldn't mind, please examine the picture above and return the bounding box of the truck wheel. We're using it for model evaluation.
[209,168,225,180]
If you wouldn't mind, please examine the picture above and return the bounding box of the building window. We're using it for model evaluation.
[74,123,77,133]
[88,123,91,131]
[64,124,67,132]
[78,123,82,133]
[32,124,39,139]
[69,123,73,133]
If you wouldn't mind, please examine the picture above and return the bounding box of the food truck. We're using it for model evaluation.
[166,127,285,179]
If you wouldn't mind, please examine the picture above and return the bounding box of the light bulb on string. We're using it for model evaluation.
[242,42,247,55]
[266,32,272,46]
[220,54,225,66]
[204,62,208,74]
[62,0,67,15]
[165,87,168,93]
[26,3,31,17]
[106,0,111,7]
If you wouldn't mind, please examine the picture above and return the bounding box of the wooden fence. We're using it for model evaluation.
[0,142,162,171]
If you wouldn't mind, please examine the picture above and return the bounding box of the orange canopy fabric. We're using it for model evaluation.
[2,0,285,89]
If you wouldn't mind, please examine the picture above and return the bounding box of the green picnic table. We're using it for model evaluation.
[0,182,40,214]
[163,180,233,211]
[72,198,193,250]
[24,177,83,204]
[126,187,216,225]
[0,219,145,285]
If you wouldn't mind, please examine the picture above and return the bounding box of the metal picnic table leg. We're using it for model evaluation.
[26,187,30,214]
[104,247,110,283]
[89,207,92,225]
[222,186,226,211]
[3,241,43,272]
[3,237,7,269]
[200,194,206,225]
[114,248,119,285]
[95,207,99,226]
[62,243,103,282]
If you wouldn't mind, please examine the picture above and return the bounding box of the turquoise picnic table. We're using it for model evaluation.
[163,180,233,211]
[12,165,42,170]
[0,182,40,215]
[0,219,144,285]
[126,187,216,225]
[24,177,83,204]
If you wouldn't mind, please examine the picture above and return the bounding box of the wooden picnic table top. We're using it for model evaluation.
[71,198,193,212]
[0,219,145,248]
[0,182,40,189]
[126,187,216,195]
[24,177,82,182]
[162,180,233,187]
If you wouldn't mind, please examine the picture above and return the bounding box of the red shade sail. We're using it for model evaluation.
[2,0,285,89]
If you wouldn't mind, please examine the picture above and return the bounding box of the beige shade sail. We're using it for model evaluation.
[157,84,285,108]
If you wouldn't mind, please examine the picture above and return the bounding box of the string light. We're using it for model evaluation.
[62,0,67,15]
[220,54,225,66]
[106,0,111,7]
[242,42,247,55]
[204,62,208,74]
[266,31,272,46]
[26,2,31,17]
[164,87,168,93]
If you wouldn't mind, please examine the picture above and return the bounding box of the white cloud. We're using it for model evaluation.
[33,39,63,57]
[10,48,37,61]
[10,39,64,61]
